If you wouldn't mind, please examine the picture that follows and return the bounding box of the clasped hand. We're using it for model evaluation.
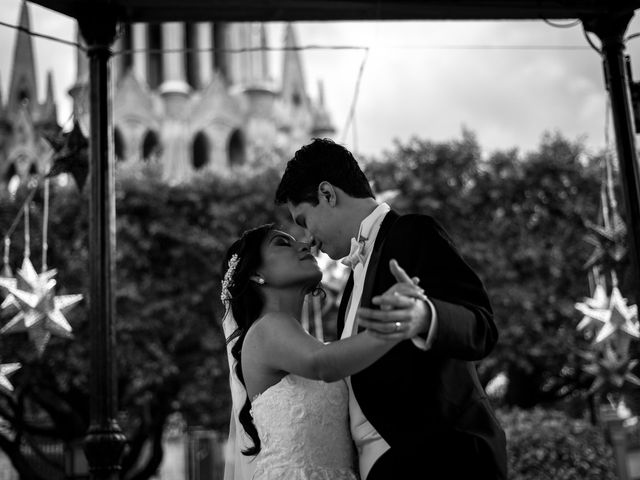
[358,259,431,341]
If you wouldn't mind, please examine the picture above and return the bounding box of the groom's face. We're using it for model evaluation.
[288,199,349,261]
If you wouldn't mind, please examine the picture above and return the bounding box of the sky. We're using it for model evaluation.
[1,1,640,158]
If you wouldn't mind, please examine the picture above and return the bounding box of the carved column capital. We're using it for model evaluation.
[77,8,118,52]
[582,11,634,49]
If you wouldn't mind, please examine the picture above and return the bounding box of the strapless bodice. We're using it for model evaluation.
[250,374,359,480]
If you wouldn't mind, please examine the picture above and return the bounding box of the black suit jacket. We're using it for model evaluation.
[337,210,507,479]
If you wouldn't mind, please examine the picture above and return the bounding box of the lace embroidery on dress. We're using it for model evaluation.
[249,375,359,480]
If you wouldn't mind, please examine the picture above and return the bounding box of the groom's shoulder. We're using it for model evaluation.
[391,212,439,232]
[389,213,455,247]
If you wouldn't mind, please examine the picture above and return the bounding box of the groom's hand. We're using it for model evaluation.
[358,259,432,340]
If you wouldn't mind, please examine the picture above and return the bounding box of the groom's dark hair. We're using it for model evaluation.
[275,138,374,206]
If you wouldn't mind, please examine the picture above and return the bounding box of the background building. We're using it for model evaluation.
[0,3,335,188]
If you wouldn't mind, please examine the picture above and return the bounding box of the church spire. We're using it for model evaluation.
[281,23,308,109]
[8,1,38,114]
[45,71,55,104]
[39,70,58,126]
[311,80,335,137]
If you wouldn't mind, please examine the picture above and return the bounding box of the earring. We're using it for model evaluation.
[255,277,265,285]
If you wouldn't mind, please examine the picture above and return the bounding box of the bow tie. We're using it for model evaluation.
[341,235,368,270]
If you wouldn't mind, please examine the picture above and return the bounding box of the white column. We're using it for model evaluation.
[196,22,213,87]
[132,23,147,83]
[112,35,123,79]
[243,24,254,85]
[161,22,188,92]
[259,23,270,82]
[250,23,263,84]
[226,24,241,86]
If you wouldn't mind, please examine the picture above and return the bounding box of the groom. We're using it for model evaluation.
[275,139,506,479]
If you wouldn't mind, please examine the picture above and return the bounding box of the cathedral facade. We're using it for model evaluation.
[1,3,335,187]
[0,4,59,191]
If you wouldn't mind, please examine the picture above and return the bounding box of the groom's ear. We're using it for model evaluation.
[317,181,337,207]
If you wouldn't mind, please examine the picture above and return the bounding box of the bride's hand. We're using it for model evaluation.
[357,259,432,341]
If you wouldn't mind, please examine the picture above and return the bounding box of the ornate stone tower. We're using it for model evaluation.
[70,21,335,183]
[0,2,60,190]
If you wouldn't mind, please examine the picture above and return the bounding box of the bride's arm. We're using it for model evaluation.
[253,313,399,382]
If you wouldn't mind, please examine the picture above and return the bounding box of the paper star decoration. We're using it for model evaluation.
[583,218,627,271]
[0,257,53,315]
[574,286,639,344]
[0,362,21,392]
[575,284,609,332]
[581,347,640,395]
[0,257,82,355]
[44,120,89,191]
[41,128,66,152]
[0,274,17,311]
[1,262,12,277]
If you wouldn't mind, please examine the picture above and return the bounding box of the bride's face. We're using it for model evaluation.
[258,230,322,289]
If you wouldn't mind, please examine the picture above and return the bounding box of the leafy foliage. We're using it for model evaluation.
[499,407,617,479]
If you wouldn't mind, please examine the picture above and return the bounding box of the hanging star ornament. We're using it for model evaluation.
[0,362,21,392]
[580,346,640,395]
[595,287,638,344]
[44,120,89,191]
[583,217,627,272]
[41,127,66,152]
[0,257,55,315]
[0,257,82,355]
[1,262,12,278]
[575,285,639,346]
[0,272,17,311]
[575,283,610,333]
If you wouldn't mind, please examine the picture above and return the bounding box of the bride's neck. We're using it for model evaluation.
[261,287,308,320]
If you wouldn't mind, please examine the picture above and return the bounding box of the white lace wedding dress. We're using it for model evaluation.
[249,374,360,480]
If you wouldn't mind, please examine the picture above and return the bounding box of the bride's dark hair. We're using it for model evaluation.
[221,224,275,456]
[222,224,325,456]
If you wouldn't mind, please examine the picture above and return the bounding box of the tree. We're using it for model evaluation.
[366,130,616,408]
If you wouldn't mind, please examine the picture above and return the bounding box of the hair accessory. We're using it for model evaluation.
[221,254,240,306]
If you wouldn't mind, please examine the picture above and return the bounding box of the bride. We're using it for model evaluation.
[221,224,422,479]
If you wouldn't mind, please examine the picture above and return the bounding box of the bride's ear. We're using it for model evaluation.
[317,182,337,207]
[250,274,265,285]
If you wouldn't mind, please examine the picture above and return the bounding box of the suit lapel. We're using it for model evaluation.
[357,210,399,333]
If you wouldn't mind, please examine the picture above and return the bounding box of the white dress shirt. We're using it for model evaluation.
[340,203,438,479]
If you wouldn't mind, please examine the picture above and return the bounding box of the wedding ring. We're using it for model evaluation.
[394,321,402,332]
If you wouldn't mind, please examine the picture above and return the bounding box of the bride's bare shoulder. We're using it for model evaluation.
[247,312,300,340]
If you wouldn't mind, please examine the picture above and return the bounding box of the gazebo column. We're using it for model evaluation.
[77,9,127,480]
[585,12,640,302]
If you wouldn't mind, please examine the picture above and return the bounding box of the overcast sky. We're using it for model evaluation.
[2,0,640,158]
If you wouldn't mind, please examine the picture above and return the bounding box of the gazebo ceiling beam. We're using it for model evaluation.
[28,0,640,22]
